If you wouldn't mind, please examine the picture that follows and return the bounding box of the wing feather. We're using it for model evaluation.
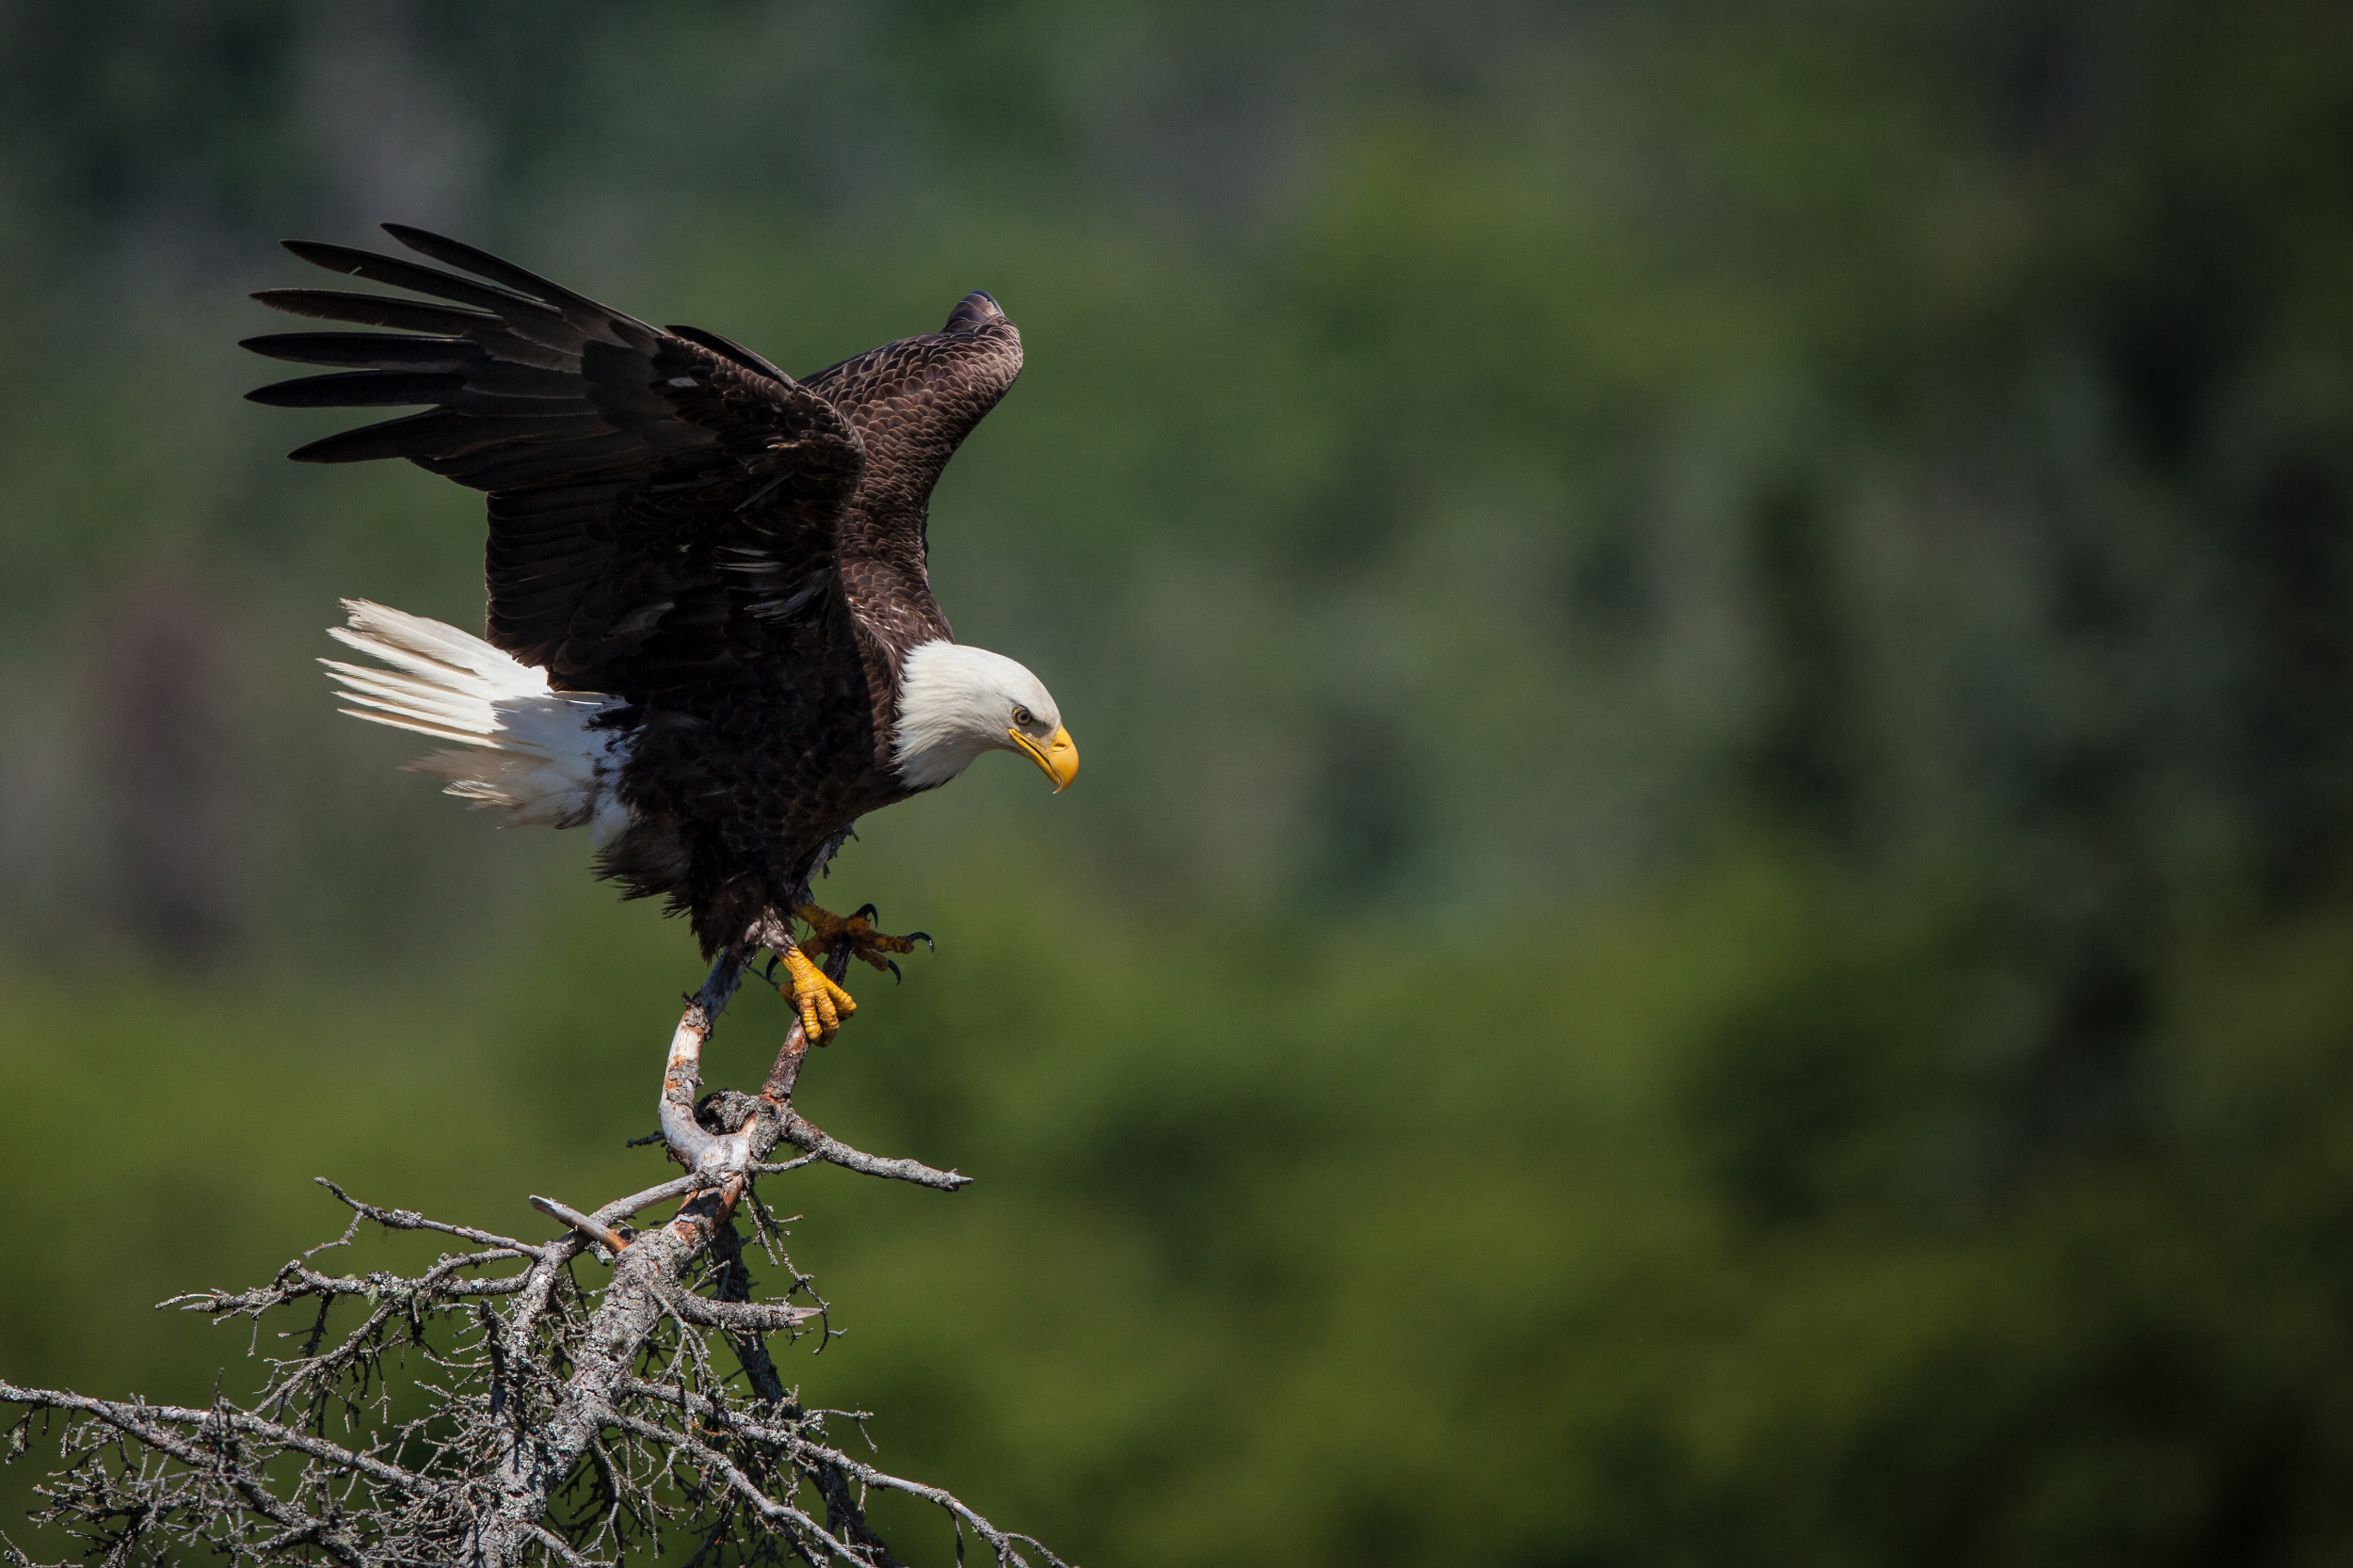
[802,290,1022,543]
[248,226,865,686]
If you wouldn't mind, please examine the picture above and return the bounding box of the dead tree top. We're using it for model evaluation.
[2,946,1064,1568]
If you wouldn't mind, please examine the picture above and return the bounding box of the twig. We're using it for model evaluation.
[0,1381,441,1497]
[316,1176,544,1256]
[531,1195,633,1256]
[621,1379,1070,1567]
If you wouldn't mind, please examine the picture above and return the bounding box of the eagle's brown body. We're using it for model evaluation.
[247,228,1024,954]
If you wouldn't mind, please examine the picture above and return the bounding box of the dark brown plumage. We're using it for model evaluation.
[247,226,1027,956]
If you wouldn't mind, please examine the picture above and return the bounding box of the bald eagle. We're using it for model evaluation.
[245,226,1077,1042]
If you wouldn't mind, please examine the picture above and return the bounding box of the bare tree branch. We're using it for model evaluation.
[775,1108,973,1191]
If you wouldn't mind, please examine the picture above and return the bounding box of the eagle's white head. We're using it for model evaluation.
[892,640,1080,792]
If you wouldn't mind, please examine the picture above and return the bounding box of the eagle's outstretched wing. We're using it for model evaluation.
[803,292,1023,597]
[244,226,865,695]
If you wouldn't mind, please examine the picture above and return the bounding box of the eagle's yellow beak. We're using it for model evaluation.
[1009,725,1080,792]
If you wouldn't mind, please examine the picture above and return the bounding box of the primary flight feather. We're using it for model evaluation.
[247,225,1078,1040]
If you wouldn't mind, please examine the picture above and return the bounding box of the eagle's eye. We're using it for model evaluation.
[1013,705,1033,728]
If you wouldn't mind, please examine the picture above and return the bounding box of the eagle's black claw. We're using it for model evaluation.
[852,903,880,923]
[904,931,934,952]
[887,958,903,984]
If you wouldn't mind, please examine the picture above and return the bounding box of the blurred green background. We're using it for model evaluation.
[5,1,2353,1561]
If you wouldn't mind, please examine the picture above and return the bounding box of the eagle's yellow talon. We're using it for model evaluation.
[777,941,856,1046]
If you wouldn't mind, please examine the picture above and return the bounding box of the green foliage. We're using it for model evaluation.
[11,862,2353,1563]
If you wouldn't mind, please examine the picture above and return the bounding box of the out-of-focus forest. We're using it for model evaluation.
[5,0,2353,1561]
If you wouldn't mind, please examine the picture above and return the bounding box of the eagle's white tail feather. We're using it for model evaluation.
[323,664,535,742]
[331,601,550,691]
[322,599,633,844]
